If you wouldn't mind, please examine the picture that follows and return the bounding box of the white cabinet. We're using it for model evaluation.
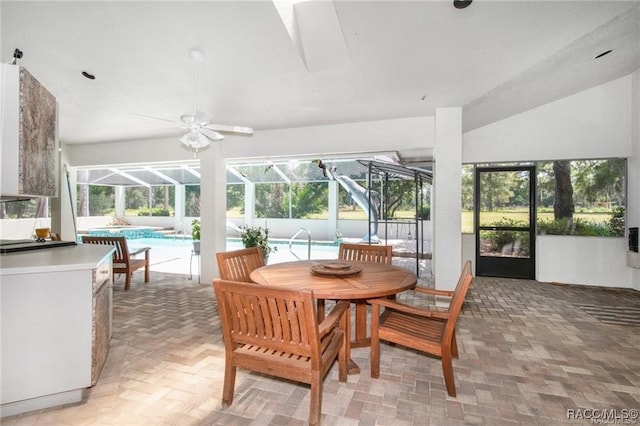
[0,245,113,417]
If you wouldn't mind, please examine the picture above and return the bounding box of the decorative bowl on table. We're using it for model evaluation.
[310,261,362,277]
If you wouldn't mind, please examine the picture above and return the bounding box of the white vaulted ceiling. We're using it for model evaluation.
[1,1,639,145]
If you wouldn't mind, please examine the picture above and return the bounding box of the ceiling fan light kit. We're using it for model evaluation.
[180,130,210,154]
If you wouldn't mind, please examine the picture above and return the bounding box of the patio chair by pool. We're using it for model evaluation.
[368,260,473,397]
[213,279,349,426]
[81,236,150,291]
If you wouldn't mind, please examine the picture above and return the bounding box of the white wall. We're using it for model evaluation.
[226,217,432,243]
[221,116,434,160]
[464,75,633,163]
[463,74,637,288]
[537,236,632,287]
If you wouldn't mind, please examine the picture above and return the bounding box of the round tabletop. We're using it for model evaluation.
[250,260,417,300]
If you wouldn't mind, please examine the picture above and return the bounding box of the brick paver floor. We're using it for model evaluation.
[3,272,639,425]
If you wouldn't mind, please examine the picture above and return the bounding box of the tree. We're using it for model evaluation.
[461,166,474,211]
[255,183,287,218]
[226,184,244,211]
[186,186,201,216]
[479,172,513,211]
[553,160,574,219]
[292,182,327,218]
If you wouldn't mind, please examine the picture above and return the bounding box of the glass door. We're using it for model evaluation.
[475,166,535,279]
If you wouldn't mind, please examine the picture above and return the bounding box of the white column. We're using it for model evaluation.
[328,180,338,241]
[199,144,226,283]
[433,108,463,290]
[54,157,77,241]
[50,149,64,237]
[174,184,185,234]
[114,186,125,218]
[244,182,255,227]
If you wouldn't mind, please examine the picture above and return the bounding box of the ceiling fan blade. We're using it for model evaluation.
[180,110,211,126]
[206,123,254,135]
[133,112,180,125]
[198,127,225,141]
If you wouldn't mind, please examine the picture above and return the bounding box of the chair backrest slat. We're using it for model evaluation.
[81,236,129,262]
[214,279,319,358]
[216,247,265,282]
[338,243,392,264]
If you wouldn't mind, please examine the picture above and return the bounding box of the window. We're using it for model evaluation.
[537,158,625,237]
[461,159,626,237]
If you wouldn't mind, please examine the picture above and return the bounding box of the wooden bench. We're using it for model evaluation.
[81,236,150,290]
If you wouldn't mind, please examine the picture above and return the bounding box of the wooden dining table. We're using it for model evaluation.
[249,259,417,374]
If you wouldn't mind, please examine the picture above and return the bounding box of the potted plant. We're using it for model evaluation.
[240,225,277,262]
[191,219,201,253]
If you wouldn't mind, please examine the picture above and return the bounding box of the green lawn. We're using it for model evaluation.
[462,210,612,233]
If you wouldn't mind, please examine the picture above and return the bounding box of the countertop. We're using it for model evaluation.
[0,244,115,275]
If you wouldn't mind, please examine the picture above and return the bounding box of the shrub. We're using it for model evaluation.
[537,217,613,237]
[137,208,171,217]
[484,217,530,256]
[608,206,625,237]
[191,219,201,241]
[418,206,430,220]
[240,225,277,257]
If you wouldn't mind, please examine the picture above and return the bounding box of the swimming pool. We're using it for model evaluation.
[119,237,339,275]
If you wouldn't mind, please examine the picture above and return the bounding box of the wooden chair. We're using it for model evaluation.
[368,260,473,397]
[322,243,392,346]
[215,246,264,282]
[338,243,392,264]
[213,279,349,426]
[81,236,150,291]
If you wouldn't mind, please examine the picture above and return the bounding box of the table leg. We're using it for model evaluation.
[351,301,371,348]
[342,303,360,375]
[317,299,325,322]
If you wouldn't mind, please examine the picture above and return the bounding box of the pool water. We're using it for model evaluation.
[122,237,339,275]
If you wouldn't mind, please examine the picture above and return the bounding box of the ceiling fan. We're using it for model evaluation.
[142,49,253,155]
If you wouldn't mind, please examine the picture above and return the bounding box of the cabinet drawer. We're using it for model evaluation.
[93,260,112,292]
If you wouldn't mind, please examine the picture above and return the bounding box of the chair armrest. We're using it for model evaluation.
[367,298,450,320]
[414,287,454,297]
[131,247,151,256]
[318,300,350,338]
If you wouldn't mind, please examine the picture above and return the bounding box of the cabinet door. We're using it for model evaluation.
[92,280,111,385]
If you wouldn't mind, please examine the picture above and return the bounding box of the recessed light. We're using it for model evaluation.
[453,0,472,9]
[595,50,613,59]
[82,71,96,80]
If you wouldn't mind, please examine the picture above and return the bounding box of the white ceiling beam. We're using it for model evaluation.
[227,166,252,184]
[181,165,201,179]
[108,168,151,188]
[268,161,291,184]
[273,0,351,72]
[144,167,181,185]
[273,0,308,69]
